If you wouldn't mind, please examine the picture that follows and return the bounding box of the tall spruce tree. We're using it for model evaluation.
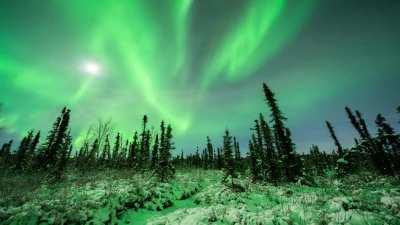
[346,107,393,175]
[233,137,241,171]
[326,121,343,156]
[206,136,214,168]
[356,110,372,139]
[0,140,12,167]
[156,121,175,182]
[375,114,400,172]
[128,132,138,168]
[101,135,111,163]
[139,115,150,168]
[216,147,223,169]
[28,131,40,158]
[262,83,286,156]
[151,134,159,169]
[112,133,121,167]
[39,109,62,169]
[263,83,299,182]
[345,107,366,139]
[248,139,259,181]
[283,128,302,181]
[54,130,72,179]
[88,139,99,168]
[259,113,279,183]
[15,131,34,171]
[39,107,71,174]
[222,130,236,179]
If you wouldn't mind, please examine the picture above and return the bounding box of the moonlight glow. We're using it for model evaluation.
[81,60,102,76]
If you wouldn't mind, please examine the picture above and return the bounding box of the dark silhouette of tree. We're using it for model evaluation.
[0,140,12,168]
[233,137,241,171]
[308,145,326,175]
[156,121,175,182]
[54,130,72,180]
[15,131,34,171]
[262,83,286,156]
[325,121,343,156]
[263,83,300,182]
[248,139,259,181]
[139,115,150,168]
[88,138,99,168]
[93,119,113,152]
[356,110,373,139]
[28,131,40,157]
[222,130,236,180]
[346,107,393,175]
[216,147,223,169]
[151,134,159,169]
[375,114,400,173]
[259,113,278,184]
[251,120,265,180]
[112,133,121,167]
[128,132,138,168]
[206,136,214,168]
[38,111,62,169]
[101,135,111,165]
[38,107,71,176]
[283,128,302,181]
[345,107,367,139]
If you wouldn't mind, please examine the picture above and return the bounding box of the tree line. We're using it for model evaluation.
[0,83,399,184]
[0,109,175,182]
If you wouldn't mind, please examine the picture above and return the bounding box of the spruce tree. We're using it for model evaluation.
[112,133,121,167]
[222,130,236,180]
[15,131,33,171]
[38,109,62,169]
[233,137,241,171]
[356,110,372,139]
[0,140,12,168]
[375,114,400,172]
[101,135,111,164]
[325,121,343,156]
[28,131,40,158]
[54,130,72,180]
[151,134,159,169]
[252,120,265,179]
[156,121,175,182]
[40,107,71,175]
[248,140,259,181]
[139,115,150,168]
[262,83,286,156]
[206,136,214,168]
[88,139,99,168]
[216,147,223,169]
[345,107,366,139]
[283,128,302,181]
[347,108,393,175]
[259,113,278,183]
[263,83,300,182]
[128,132,138,168]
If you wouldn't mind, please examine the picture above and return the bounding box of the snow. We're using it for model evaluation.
[1,170,399,225]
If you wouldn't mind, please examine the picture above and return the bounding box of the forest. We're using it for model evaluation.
[0,83,399,225]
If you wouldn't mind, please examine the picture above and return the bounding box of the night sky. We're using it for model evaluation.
[1,0,399,153]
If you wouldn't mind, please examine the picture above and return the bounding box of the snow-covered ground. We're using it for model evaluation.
[0,170,399,225]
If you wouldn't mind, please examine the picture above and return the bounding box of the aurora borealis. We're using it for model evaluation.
[0,0,399,152]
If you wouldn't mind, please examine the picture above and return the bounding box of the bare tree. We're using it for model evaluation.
[94,119,114,151]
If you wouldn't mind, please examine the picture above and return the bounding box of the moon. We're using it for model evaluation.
[81,60,102,76]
